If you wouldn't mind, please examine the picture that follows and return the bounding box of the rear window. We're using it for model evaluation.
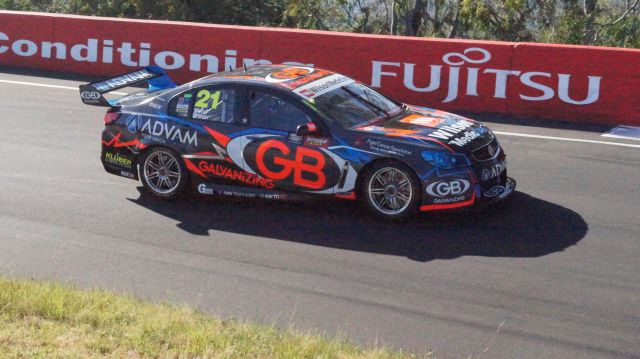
[169,92,193,119]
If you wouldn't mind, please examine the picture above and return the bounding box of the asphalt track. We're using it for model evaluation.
[1,68,639,359]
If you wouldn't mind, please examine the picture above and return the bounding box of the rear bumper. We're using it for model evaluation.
[101,159,139,180]
[101,145,139,180]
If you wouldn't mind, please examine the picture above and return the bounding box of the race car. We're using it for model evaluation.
[79,65,515,220]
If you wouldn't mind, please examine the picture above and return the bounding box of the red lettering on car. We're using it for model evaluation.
[255,140,326,189]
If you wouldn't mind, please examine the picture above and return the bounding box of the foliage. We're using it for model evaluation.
[0,0,637,48]
[0,277,428,358]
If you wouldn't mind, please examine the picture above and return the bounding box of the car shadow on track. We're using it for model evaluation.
[128,189,588,262]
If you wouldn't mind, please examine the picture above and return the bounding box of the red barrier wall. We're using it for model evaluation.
[1,11,638,125]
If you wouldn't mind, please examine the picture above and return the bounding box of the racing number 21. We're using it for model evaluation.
[195,89,221,109]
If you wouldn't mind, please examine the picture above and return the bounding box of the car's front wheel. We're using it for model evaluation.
[140,148,187,199]
[362,162,420,221]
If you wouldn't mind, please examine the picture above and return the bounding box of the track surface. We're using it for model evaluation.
[1,70,639,359]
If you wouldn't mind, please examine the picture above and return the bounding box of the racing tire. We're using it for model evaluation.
[361,161,420,221]
[140,147,188,200]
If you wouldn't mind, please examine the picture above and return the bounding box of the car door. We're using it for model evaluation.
[239,86,346,194]
[169,84,249,186]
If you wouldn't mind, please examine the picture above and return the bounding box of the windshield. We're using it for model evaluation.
[309,82,403,128]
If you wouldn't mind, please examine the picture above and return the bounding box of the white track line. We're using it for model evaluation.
[493,131,640,149]
[0,79,128,95]
[1,77,638,149]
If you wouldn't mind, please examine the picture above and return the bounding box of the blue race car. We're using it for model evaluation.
[80,65,515,220]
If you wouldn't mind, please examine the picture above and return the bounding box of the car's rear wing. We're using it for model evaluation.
[78,66,176,107]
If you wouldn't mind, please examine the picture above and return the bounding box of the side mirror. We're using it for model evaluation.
[296,122,318,136]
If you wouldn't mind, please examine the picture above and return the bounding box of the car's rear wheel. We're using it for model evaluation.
[362,162,420,221]
[140,148,187,199]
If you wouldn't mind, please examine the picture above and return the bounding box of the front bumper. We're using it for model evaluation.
[419,134,515,212]
[419,176,516,212]
[474,176,516,206]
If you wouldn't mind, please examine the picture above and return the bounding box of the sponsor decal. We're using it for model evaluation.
[222,191,257,198]
[192,113,210,120]
[481,160,507,181]
[120,170,135,178]
[433,195,466,204]
[359,125,419,137]
[24,39,314,73]
[80,90,100,101]
[0,30,601,109]
[198,161,274,189]
[265,66,315,83]
[262,193,281,199]
[427,119,474,141]
[198,183,214,195]
[104,152,133,168]
[255,139,326,189]
[400,115,444,128]
[93,69,155,92]
[149,101,162,110]
[421,192,476,211]
[371,47,601,106]
[293,74,355,99]
[120,92,149,102]
[483,185,505,198]
[426,179,471,197]
[278,69,331,89]
[141,134,166,144]
[176,96,190,116]
[198,183,283,199]
[288,133,303,144]
[140,119,198,146]
[304,137,329,148]
[227,134,356,193]
[448,130,481,146]
[366,138,412,156]
[306,123,318,132]
[364,115,484,146]
[125,114,143,132]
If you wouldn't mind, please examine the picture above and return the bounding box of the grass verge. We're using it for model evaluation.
[0,277,430,358]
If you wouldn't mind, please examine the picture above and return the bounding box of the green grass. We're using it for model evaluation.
[0,277,431,358]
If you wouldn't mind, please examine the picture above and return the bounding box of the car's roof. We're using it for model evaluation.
[187,65,355,98]
[202,64,330,81]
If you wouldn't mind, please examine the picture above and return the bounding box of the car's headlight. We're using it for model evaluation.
[421,150,470,169]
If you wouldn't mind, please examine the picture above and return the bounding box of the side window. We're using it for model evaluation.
[169,92,193,119]
[249,90,311,133]
[192,87,236,124]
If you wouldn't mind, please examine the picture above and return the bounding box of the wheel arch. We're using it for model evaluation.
[136,143,183,166]
[137,144,190,199]
[136,143,189,179]
[355,157,422,198]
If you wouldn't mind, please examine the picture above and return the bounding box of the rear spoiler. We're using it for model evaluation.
[78,66,176,107]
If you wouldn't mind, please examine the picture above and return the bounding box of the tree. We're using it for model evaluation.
[0,0,637,48]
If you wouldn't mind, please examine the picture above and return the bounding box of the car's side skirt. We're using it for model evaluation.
[193,182,316,201]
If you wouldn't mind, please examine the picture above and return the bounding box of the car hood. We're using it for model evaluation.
[353,106,494,151]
